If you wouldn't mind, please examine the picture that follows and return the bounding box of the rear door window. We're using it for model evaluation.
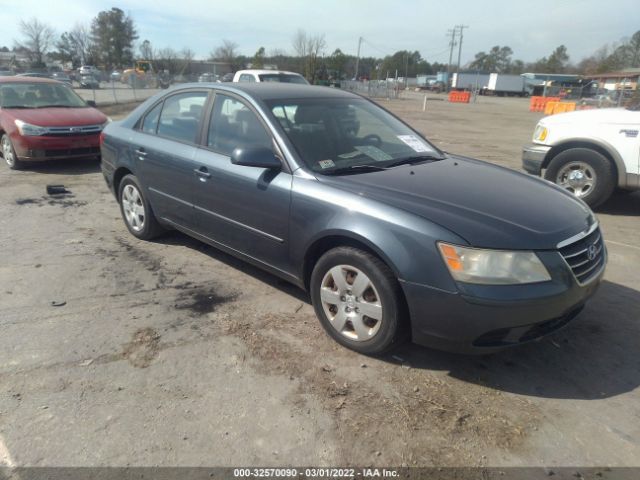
[156,91,208,143]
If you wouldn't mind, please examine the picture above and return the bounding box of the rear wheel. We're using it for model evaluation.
[544,147,615,208]
[310,247,407,355]
[118,174,164,240]
[1,134,23,170]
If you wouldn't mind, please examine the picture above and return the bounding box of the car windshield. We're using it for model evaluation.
[267,97,442,174]
[259,74,308,85]
[0,82,88,108]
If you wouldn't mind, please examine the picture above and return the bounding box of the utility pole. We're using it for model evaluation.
[456,25,469,73]
[354,36,363,81]
[446,28,458,90]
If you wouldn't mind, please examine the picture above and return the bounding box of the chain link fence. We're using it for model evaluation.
[72,80,165,106]
[340,80,400,99]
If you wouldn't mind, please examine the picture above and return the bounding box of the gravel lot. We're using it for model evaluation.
[0,93,639,468]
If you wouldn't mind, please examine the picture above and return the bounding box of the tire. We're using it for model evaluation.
[310,246,407,355]
[118,174,164,240]
[544,147,615,208]
[1,134,24,170]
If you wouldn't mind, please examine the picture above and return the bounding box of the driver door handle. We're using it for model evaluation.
[134,147,147,159]
[194,167,211,180]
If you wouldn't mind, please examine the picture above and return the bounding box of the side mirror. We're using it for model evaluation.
[86,100,97,107]
[230,146,281,169]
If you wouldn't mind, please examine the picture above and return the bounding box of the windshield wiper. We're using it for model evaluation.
[385,154,444,168]
[324,164,389,175]
[1,105,29,109]
[36,104,75,108]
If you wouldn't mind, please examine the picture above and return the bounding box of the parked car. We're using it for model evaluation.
[523,106,640,207]
[79,65,99,76]
[101,84,605,355]
[233,69,308,84]
[0,76,109,169]
[17,72,50,78]
[110,70,122,82]
[79,73,100,89]
[221,72,234,82]
[198,73,219,83]
[51,72,72,84]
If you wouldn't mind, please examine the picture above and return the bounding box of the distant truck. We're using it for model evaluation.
[121,60,172,89]
[451,72,490,92]
[482,73,528,97]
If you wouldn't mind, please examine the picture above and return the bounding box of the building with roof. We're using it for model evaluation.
[584,68,640,92]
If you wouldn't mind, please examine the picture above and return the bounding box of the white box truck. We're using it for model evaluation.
[483,73,527,97]
[451,73,490,91]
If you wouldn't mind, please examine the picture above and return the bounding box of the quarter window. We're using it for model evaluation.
[238,74,256,83]
[207,94,272,156]
[141,102,162,134]
[156,91,208,143]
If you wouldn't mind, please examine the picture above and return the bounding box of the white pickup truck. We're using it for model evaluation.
[522,106,640,207]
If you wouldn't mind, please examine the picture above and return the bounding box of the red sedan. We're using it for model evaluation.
[0,76,109,170]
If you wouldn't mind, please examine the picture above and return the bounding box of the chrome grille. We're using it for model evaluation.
[559,226,605,285]
[45,124,104,136]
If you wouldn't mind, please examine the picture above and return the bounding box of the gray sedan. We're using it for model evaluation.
[100,84,605,354]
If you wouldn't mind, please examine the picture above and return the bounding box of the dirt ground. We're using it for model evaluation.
[0,93,639,468]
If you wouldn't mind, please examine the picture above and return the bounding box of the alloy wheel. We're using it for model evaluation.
[319,265,383,341]
[2,136,15,167]
[121,184,146,232]
[556,161,597,198]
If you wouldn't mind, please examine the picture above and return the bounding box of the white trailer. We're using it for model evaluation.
[451,72,491,91]
[484,73,527,96]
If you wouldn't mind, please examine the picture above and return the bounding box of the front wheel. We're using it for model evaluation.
[118,174,164,240]
[1,134,24,170]
[310,247,407,355]
[544,147,615,208]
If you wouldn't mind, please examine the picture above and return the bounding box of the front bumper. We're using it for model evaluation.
[401,249,605,354]
[522,144,551,176]
[13,133,101,162]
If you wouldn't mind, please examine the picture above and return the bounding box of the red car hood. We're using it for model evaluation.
[5,107,107,126]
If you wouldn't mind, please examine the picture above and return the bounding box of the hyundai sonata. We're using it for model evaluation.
[100,83,605,354]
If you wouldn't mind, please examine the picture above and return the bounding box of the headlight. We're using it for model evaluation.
[533,124,548,142]
[14,119,47,136]
[438,242,551,285]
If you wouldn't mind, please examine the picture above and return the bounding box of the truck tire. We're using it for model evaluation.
[544,147,615,208]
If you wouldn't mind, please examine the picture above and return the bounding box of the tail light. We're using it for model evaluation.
[99,131,105,145]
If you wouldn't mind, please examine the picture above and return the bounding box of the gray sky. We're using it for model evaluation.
[2,0,638,64]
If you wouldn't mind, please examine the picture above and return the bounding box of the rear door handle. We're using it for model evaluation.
[134,147,147,159]
[194,167,211,180]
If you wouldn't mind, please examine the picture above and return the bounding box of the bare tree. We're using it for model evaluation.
[15,18,55,67]
[70,23,94,65]
[212,39,240,70]
[292,29,326,82]
[292,29,308,58]
[179,47,195,75]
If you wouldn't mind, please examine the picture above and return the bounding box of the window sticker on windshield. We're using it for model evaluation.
[355,146,392,161]
[397,135,430,152]
[318,159,336,169]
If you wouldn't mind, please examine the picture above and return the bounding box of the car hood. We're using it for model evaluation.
[317,156,594,250]
[5,107,107,126]
[540,107,640,126]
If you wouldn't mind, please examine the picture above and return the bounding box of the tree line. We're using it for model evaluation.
[5,8,640,81]
[468,32,640,75]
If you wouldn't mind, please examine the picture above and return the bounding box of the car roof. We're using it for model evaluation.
[0,76,61,84]
[179,82,360,101]
[235,69,305,76]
